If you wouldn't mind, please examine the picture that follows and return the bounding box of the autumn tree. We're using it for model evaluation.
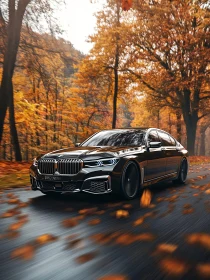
[0,0,64,161]
[122,0,210,155]
[89,0,130,128]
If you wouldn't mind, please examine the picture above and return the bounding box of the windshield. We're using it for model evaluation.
[81,129,146,147]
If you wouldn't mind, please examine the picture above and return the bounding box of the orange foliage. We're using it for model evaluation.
[121,0,132,11]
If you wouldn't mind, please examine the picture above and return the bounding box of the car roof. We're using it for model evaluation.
[101,127,150,131]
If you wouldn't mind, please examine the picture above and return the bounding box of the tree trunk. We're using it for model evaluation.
[168,113,171,134]
[112,1,120,129]
[181,89,198,155]
[157,110,160,128]
[112,62,119,129]
[184,116,198,155]
[0,0,30,144]
[8,82,22,161]
[176,111,182,143]
[200,126,208,156]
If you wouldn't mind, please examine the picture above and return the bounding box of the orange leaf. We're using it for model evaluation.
[156,243,178,253]
[79,207,98,215]
[35,234,58,245]
[133,217,144,226]
[11,244,35,260]
[140,189,152,207]
[197,263,210,278]
[88,218,101,225]
[116,210,129,218]
[75,252,97,264]
[186,233,210,249]
[160,258,189,276]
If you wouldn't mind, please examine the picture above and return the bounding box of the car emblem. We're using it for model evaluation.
[97,161,103,167]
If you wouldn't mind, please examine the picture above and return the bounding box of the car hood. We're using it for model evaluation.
[41,146,143,161]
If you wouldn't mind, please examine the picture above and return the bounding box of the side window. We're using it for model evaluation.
[148,130,160,142]
[169,136,176,146]
[157,131,172,146]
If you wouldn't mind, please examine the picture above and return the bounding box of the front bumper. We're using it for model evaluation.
[30,165,114,194]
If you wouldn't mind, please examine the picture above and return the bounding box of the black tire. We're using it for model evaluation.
[174,158,188,184]
[121,161,140,200]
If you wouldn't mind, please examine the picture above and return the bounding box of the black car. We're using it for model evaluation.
[30,128,188,199]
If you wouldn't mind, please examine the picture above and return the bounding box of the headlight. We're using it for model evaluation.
[84,158,119,168]
[33,158,38,167]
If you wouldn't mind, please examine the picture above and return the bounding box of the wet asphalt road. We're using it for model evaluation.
[1,164,210,280]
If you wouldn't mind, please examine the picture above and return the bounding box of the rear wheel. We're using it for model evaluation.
[121,161,140,200]
[174,158,188,184]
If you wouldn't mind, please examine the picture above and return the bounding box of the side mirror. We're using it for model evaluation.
[149,141,161,148]
[75,143,81,147]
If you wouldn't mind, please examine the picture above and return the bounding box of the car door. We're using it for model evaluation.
[144,129,166,181]
[157,130,180,175]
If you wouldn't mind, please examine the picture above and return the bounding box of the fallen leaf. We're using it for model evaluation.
[197,263,210,278]
[88,218,101,226]
[65,234,79,240]
[66,238,84,249]
[182,208,194,214]
[16,214,28,220]
[186,233,210,249]
[62,216,83,227]
[78,208,98,215]
[205,189,210,194]
[166,195,178,202]
[107,202,123,208]
[18,202,29,208]
[75,252,97,264]
[148,204,156,208]
[7,193,15,198]
[197,175,205,180]
[133,217,144,226]
[116,210,129,218]
[183,204,192,209]
[135,233,156,241]
[160,258,189,276]
[193,193,199,197]
[140,190,152,207]
[35,234,58,245]
[7,198,20,204]
[91,232,120,244]
[115,233,136,245]
[1,208,21,218]
[5,231,20,239]
[95,210,105,215]
[156,197,165,202]
[11,244,35,260]
[9,221,26,231]
[156,243,178,253]
[123,204,132,209]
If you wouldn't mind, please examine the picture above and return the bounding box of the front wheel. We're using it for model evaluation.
[174,158,188,184]
[121,161,140,200]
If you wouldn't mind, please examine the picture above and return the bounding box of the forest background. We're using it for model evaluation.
[0,0,209,163]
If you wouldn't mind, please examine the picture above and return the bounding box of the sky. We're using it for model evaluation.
[59,0,105,54]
